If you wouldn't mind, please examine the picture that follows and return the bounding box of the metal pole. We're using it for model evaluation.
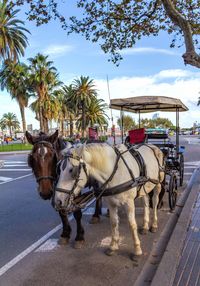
[176,107,179,158]
[139,111,141,128]
[106,75,115,145]
[121,108,124,143]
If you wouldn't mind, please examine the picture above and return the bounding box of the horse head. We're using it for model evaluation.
[54,143,112,211]
[26,130,59,200]
[54,144,90,211]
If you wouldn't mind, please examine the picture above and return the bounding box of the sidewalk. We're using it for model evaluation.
[172,192,200,285]
[150,167,200,286]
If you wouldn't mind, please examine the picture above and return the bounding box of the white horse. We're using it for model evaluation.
[54,143,164,258]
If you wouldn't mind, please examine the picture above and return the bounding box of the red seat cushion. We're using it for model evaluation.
[128,128,145,144]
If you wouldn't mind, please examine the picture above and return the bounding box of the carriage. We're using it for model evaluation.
[110,95,188,210]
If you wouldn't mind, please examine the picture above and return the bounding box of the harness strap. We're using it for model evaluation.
[95,144,162,200]
[128,146,147,177]
[37,176,56,183]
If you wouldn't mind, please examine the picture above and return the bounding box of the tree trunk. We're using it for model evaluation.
[60,120,64,136]
[69,115,73,137]
[39,100,44,132]
[19,104,27,143]
[81,102,86,137]
[43,117,49,133]
[161,0,200,68]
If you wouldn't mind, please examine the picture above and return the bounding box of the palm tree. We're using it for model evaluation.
[62,84,78,137]
[71,76,98,137]
[0,0,30,62]
[28,53,61,132]
[0,60,31,134]
[76,97,108,131]
[1,112,20,136]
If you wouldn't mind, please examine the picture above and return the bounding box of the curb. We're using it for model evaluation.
[134,167,200,286]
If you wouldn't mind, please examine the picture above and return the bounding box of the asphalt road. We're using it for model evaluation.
[0,136,200,286]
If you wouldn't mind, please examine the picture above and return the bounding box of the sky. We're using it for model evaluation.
[0,2,200,130]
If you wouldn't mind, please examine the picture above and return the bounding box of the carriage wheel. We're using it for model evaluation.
[179,153,184,186]
[168,174,178,211]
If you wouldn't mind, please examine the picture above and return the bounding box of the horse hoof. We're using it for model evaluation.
[150,226,158,233]
[89,216,100,224]
[74,240,85,249]
[58,237,69,245]
[105,248,116,256]
[130,254,140,266]
[139,228,148,235]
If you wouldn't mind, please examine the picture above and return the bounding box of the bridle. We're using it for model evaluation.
[29,140,57,184]
[55,153,88,194]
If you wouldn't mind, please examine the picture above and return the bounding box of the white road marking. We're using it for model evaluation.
[35,239,59,252]
[185,138,200,144]
[0,224,63,276]
[185,161,200,166]
[0,176,12,181]
[184,166,196,169]
[2,161,26,164]
[0,174,32,185]
[184,172,193,175]
[0,207,97,276]
[4,164,28,167]
[0,169,31,171]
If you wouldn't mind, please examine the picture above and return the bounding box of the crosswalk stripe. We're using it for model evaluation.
[3,161,26,164]
[0,169,31,171]
[4,164,28,167]
[0,176,12,181]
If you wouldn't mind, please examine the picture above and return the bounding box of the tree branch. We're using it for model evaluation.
[161,0,200,68]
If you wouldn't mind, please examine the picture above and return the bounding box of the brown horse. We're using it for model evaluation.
[26,130,85,248]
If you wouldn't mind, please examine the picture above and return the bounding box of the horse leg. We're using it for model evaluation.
[73,209,85,249]
[58,210,71,245]
[125,197,142,257]
[105,202,120,256]
[89,198,102,224]
[150,183,161,233]
[140,194,150,235]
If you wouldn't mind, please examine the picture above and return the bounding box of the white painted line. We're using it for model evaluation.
[0,174,32,185]
[184,172,193,175]
[184,166,196,169]
[0,224,63,276]
[0,176,12,181]
[4,164,28,167]
[3,161,26,164]
[35,239,59,252]
[0,169,31,171]
[0,206,97,276]
[185,161,200,166]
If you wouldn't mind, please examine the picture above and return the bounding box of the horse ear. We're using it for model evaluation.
[49,130,59,144]
[25,131,34,145]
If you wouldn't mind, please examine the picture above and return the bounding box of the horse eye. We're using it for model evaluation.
[69,168,73,173]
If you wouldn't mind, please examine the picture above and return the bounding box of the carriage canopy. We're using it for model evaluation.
[110,96,188,113]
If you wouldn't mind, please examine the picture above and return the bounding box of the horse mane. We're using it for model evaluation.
[79,143,114,173]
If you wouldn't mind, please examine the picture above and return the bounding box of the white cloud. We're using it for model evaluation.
[94,69,200,128]
[43,44,74,57]
[154,69,195,79]
[1,68,200,130]
[120,47,180,56]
